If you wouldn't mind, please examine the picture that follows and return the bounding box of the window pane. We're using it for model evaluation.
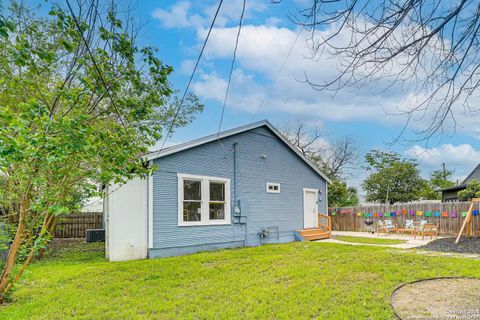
[184,180,201,200]
[183,201,201,221]
[210,182,225,201]
[209,203,225,220]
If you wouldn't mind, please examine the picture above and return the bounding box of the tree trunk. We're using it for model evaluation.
[0,204,27,301]
[36,214,57,260]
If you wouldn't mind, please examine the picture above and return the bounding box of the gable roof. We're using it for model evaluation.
[439,163,480,192]
[463,163,480,184]
[144,120,332,183]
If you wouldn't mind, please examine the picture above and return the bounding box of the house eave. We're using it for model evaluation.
[439,184,467,192]
[144,120,332,184]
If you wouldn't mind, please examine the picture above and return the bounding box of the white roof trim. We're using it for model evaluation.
[144,120,332,183]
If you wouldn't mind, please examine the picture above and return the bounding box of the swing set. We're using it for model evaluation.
[455,198,480,244]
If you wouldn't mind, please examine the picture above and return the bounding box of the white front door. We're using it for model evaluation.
[303,189,318,229]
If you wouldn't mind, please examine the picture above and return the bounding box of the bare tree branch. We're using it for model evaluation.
[290,0,480,142]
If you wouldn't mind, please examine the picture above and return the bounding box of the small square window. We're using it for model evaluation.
[266,182,280,193]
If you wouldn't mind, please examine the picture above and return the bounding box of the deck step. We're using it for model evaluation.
[297,229,331,241]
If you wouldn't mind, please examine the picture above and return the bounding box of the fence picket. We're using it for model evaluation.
[54,212,103,238]
[328,201,479,236]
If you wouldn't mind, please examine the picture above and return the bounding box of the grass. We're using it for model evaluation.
[1,240,480,319]
[334,235,407,245]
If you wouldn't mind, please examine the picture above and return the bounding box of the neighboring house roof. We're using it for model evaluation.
[463,163,480,184]
[440,163,480,193]
[440,184,467,192]
[144,120,332,183]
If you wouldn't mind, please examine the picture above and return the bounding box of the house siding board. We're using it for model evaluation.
[152,126,327,251]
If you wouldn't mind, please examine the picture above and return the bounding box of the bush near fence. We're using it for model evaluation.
[55,212,103,238]
[328,201,480,236]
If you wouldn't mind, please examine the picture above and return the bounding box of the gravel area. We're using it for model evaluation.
[420,237,480,254]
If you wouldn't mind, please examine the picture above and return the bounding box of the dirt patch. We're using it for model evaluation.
[391,278,480,319]
[420,237,480,254]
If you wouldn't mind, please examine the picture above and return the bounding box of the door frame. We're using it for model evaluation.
[303,188,319,229]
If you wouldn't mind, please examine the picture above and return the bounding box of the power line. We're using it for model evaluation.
[65,0,128,133]
[87,0,225,201]
[250,26,303,122]
[217,0,247,134]
[154,0,225,155]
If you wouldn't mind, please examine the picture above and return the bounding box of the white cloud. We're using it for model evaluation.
[189,22,480,139]
[406,144,480,167]
[405,144,480,180]
[156,1,480,141]
[192,24,409,123]
[152,2,205,29]
[152,1,266,30]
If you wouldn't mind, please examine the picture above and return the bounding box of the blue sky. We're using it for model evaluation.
[135,0,479,195]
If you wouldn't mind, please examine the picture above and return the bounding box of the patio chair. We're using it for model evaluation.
[376,220,397,235]
[421,223,439,240]
[398,220,416,239]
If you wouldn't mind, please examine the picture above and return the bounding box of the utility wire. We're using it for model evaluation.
[153,0,225,155]
[250,25,303,122]
[89,0,225,202]
[217,0,247,134]
[65,0,128,133]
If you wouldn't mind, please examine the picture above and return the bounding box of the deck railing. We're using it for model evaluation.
[318,213,332,238]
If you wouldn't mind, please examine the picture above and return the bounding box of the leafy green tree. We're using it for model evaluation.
[0,2,202,301]
[328,178,359,207]
[458,180,480,201]
[430,168,456,189]
[419,168,456,200]
[362,150,426,204]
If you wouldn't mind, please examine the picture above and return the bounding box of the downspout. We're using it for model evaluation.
[233,142,238,207]
[232,142,247,246]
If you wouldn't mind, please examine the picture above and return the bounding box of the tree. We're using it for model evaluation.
[430,168,456,190]
[328,178,359,207]
[362,150,426,204]
[458,180,480,201]
[279,121,359,206]
[0,1,202,301]
[419,167,456,200]
[290,1,480,141]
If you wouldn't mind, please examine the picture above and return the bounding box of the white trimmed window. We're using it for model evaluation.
[178,173,231,226]
[266,182,281,193]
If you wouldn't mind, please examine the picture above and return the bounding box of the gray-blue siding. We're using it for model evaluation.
[150,126,327,257]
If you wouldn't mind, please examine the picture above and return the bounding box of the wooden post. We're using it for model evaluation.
[455,199,480,244]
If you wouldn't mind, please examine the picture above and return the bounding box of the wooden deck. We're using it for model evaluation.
[298,213,332,241]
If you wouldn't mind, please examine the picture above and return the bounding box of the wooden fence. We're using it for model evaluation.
[328,201,480,236]
[54,212,103,238]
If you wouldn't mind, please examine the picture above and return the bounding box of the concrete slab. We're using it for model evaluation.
[317,231,438,249]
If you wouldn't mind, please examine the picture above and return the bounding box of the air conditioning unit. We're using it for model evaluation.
[86,229,105,242]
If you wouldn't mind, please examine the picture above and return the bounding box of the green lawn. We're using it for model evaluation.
[334,235,407,245]
[2,241,480,319]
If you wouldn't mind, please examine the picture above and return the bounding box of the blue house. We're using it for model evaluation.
[105,120,331,261]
